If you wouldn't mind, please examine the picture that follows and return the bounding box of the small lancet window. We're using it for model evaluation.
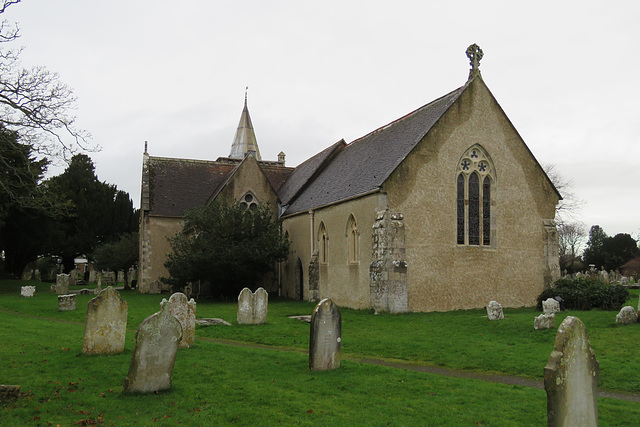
[456,145,495,247]
[347,215,359,263]
[318,222,328,264]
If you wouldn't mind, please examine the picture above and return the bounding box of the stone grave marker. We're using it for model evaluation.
[82,287,128,354]
[164,292,196,348]
[149,280,161,294]
[486,300,504,320]
[117,270,125,284]
[20,286,35,297]
[123,301,182,394]
[543,298,560,315]
[237,287,268,325]
[58,294,76,311]
[309,298,341,371]
[616,306,637,325]
[55,274,69,295]
[534,313,555,330]
[544,316,598,427]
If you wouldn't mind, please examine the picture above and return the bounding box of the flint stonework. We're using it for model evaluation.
[55,274,69,295]
[165,292,196,348]
[544,316,598,427]
[309,298,341,371]
[123,301,183,393]
[20,286,35,297]
[535,313,555,330]
[58,294,76,311]
[82,287,128,355]
[543,298,560,315]
[616,306,637,325]
[486,301,504,320]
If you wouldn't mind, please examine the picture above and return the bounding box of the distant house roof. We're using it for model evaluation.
[282,83,468,216]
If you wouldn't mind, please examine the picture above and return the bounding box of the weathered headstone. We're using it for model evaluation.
[55,274,69,295]
[149,280,161,294]
[89,269,96,283]
[117,270,125,284]
[544,316,598,427]
[123,301,182,394]
[58,294,76,311]
[486,300,504,320]
[620,276,630,286]
[82,287,128,354]
[535,313,555,330]
[309,298,341,371]
[616,306,637,325]
[543,298,560,315]
[20,286,35,297]
[164,292,196,348]
[237,287,268,325]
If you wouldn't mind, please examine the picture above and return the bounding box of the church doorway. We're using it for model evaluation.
[295,257,304,301]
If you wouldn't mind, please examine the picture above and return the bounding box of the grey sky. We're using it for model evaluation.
[9,0,640,239]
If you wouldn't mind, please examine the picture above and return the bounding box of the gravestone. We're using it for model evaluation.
[55,274,69,295]
[616,306,637,325]
[164,292,196,348]
[309,298,341,371]
[20,286,35,297]
[117,270,125,284]
[82,287,128,354]
[89,269,96,283]
[535,313,555,330]
[486,301,504,320]
[237,287,268,325]
[543,298,560,315]
[544,316,598,427]
[123,301,182,394]
[58,294,76,311]
[620,276,630,286]
[149,280,161,294]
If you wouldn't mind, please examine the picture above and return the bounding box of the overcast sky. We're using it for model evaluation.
[8,0,640,240]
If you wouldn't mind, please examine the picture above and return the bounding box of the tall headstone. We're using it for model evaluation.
[309,298,341,371]
[82,287,128,354]
[55,273,70,295]
[486,301,504,320]
[117,270,125,284]
[20,286,36,297]
[544,316,598,427]
[58,294,76,311]
[123,301,182,393]
[164,292,196,348]
[237,287,268,325]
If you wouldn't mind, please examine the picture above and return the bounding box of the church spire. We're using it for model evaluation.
[229,87,261,160]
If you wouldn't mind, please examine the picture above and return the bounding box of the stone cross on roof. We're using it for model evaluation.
[466,44,483,79]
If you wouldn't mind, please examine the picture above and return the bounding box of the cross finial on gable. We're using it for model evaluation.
[466,44,483,79]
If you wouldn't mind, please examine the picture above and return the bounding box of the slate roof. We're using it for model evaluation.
[282,83,468,216]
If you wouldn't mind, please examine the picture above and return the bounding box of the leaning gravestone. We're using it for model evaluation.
[82,287,128,354]
[20,286,36,297]
[543,298,560,315]
[55,274,70,295]
[309,298,341,371]
[616,306,637,325]
[486,301,504,320]
[544,316,598,427]
[534,313,555,330]
[164,292,196,348]
[237,287,268,325]
[123,301,182,393]
[58,294,76,311]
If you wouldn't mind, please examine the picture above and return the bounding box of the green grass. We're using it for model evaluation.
[1,279,640,425]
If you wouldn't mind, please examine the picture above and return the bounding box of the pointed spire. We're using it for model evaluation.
[229,87,261,160]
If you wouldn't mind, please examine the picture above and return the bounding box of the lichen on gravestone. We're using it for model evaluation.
[309,298,342,371]
[164,292,196,348]
[82,287,128,355]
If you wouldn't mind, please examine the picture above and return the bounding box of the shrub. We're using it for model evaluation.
[537,276,629,311]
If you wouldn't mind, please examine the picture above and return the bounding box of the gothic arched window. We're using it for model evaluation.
[456,145,495,246]
[318,222,328,264]
[346,214,359,263]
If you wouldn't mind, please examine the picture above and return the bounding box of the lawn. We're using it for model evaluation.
[1,279,640,425]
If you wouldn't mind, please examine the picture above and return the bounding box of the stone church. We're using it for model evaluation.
[139,45,561,312]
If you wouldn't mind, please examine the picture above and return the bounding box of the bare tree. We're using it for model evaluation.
[543,164,584,226]
[0,0,93,160]
[558,222,586,272]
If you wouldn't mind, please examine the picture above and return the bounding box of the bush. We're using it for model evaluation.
[537,277,629,311]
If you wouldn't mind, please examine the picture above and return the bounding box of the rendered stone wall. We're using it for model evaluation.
[138,215,182,293]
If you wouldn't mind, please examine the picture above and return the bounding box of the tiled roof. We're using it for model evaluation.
[282,84,467,216]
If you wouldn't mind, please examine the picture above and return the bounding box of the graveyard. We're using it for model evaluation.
[2,279,640,425]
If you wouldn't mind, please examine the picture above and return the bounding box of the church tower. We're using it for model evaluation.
[229,89,261,160]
